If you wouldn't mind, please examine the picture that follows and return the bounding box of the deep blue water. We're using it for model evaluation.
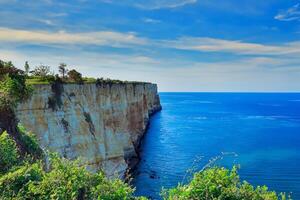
[133,93,300,200]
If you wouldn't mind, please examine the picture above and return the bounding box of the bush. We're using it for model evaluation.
[28,155,92,200]
[0,131,19,174]
[29,154,142,200]
[0,162,44,200]
[18,125,43,159]
[0,154,144,200]
[0,74,33,108]
[162,166,290,200]
[0,125,43,175]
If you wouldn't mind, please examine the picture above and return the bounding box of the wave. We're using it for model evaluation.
[257,103,282,107]
[193,116,208,120]
[181,100,216,104]
[245,115,291,120]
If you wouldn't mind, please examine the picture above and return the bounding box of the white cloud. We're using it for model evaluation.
[161,37,300,56]
[35,19,55,26]
[101,0,197,10]
[2,27,300,57]
[47,12,68,17]
[275,3,300,21]
[0,27,147,47]
[142,18,161,24]
[135,0,197,10]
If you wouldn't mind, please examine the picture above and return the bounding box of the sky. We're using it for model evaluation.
[0,0,300,92]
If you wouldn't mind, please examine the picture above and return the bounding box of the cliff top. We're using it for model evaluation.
[26,76,151,86]
[0,60,152,86]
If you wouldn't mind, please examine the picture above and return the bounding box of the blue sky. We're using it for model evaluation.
[0,0,300,91]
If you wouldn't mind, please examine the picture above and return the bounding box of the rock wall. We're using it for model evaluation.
[16,82,161,177]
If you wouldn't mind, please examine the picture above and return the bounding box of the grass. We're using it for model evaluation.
[26,76,149,85]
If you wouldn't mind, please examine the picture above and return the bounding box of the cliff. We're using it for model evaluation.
[16,82,161,177]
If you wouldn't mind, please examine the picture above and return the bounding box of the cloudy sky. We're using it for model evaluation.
[1,0,300,91]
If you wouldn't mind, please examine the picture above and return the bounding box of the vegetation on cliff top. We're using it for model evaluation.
[0,60,33,108]
[5,61,148,85]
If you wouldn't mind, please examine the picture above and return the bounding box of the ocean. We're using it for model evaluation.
[133,93,300,199]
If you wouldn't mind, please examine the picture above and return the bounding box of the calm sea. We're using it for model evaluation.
[133,93,300,200]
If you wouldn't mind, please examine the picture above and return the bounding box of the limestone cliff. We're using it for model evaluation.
[16,82,161,177]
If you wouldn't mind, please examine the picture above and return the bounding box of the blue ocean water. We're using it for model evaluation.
[133,93,300,200]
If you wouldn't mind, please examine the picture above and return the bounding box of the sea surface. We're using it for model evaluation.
[133,93,300,199]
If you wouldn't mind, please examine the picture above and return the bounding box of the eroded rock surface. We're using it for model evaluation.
[16,83,161,177]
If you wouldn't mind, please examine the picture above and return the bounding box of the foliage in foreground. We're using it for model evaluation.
[0,127,145,200]
[0,125,42,175]
[0,140,292,200]
[17,125,43,159]
[162,166,290,200]
[0,155,146,200]
[0,131,19,174]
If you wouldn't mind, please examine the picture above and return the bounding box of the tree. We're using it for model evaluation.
[67,69,83,83]
[58,63,68,79]
[24,61,30,75]
[0,60,23,78]
[0,60,13,68]
[31,65,51,77]
[0,60,31,106]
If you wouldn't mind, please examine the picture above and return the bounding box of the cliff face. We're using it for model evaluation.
[16,82,161,177]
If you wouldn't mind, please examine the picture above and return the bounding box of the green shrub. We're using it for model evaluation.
[18,125,43,159]
[28,154,140,200]
[0,124,43,175]
[0,162,44,200]
[162,166,290,200]
[29,155,92,200]
[89,172,136,200]
[0,75,33,108]
[0,131,19,174]
[0,154,144,200]
[83,77,97,83]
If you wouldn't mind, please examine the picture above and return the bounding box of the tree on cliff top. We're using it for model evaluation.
[31,65,52,77]
[58,63,68,79]
[24,61,30,75]
[0,60,33,108]
[68,69,83,83]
